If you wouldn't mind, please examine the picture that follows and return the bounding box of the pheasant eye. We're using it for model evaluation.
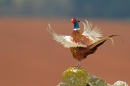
[71,18,76,24]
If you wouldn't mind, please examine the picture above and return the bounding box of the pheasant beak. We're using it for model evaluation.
[77,20,80,22]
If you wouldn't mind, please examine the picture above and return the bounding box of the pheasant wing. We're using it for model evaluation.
[47,24,87,48]
[82,20,103,43]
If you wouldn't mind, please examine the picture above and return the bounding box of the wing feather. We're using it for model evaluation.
[82,20,103,43]
[47,24,87,48]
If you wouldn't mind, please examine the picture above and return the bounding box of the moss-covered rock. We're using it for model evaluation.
[87,75,108,86]
[62,67,89,86]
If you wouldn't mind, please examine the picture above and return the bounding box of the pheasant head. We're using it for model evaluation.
[71,18,80,30]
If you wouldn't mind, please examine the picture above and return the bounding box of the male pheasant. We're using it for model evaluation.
[47,18,122,67]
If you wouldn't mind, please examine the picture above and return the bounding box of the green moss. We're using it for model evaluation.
[62,67,89,86]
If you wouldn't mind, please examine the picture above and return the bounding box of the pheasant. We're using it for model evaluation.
[47,18,122,67]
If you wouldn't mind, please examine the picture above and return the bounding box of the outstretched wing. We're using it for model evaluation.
[47,24,87,48]
[82,20,103,43]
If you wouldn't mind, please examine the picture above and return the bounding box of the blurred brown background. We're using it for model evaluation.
[0,0,130,86]
[0,18,130,86]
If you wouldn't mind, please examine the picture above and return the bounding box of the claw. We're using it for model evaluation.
[74,61,81,68]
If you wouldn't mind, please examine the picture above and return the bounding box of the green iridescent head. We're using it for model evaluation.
[71,18,80,30]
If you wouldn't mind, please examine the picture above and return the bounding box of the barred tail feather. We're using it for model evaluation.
[90,35,123,51]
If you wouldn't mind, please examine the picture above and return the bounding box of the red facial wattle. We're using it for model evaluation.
[71,18,76,24]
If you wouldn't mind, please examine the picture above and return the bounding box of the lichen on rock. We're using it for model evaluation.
[62,67,89,86]
[113,81,128,86]
[58,67,128,86]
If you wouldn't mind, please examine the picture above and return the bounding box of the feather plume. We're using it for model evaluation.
[82,20,103,43]
[47,24,87,48]
[90,35,123,51]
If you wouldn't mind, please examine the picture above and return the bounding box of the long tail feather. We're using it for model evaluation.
[90,35,123,51]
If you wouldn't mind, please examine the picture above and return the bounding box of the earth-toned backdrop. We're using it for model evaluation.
[0,18,129,86]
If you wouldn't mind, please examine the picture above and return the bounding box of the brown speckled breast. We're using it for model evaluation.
[70,30,93,61]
